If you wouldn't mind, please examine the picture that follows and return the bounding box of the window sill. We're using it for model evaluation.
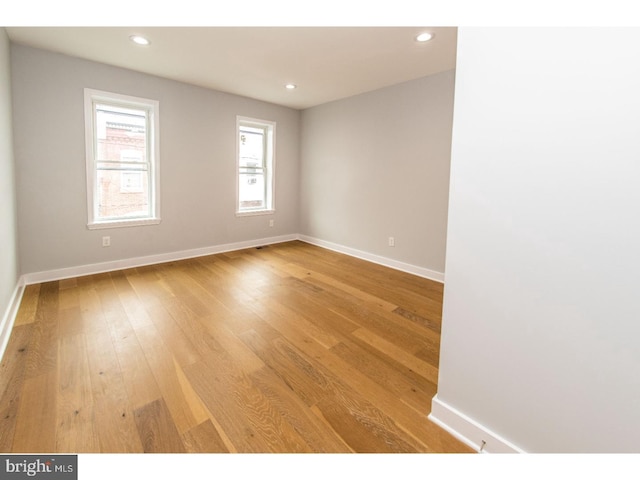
[235,209,275,217]
[87,218,161,230]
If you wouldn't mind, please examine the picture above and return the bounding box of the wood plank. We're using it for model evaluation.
[169,260,263,334]
[158,297,232,363]
[133,398,186,453]
[182,358,272,453]
[266,282,361,338]
[249,293,342,350]
[147,302,202,367]
[85,328,144,453]
[24,281,59,379]
[249,367,353,453]
[229,246,292,279]
[125,274,200,367]
[182,420,230,453]
[110,270,155,330]
[414,344,441,369]
[111,333,162,411]
[313,393,420,453]
[183,356,312,453]
[254,313,466,452]
[133,324,205,434]
[0,324,33,451]
[277,274,438,354]
[330,339,437,415]
[58,284,79,312]
[55,333,99,452]
[196,315,265,374]
[58,306,84,338]
[13,284,40,326]
[154,265,222,318]
[11,371,58,452]
[279,261,398,312]
[393,306,441,334]
[238,328,330,407]
[352,327,440,385]
[95,275,163,411]
[77,281,110,334]
[273,242,444,320]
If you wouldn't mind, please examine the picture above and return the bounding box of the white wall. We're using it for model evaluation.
[435,28,640,453]
[0,29,20,344]
[299,71,455,277]
[11,45,300,275]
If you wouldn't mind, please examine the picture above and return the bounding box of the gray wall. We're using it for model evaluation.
[437,28,640,452]
[0,29,19,317]
[299,71,455,274]
[11,44,300,274]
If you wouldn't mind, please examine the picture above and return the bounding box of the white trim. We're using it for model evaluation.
[87,217,161,230]
[20,233,443,286]
[0,278,26,363]
[84,88,161,229]
[297,235,445,283]
[235,209,275,218]
[21,234,298,285]
[236,116,276,215]
[428,394,526,454]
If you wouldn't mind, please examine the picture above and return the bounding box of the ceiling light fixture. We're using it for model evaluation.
[285,84,297,90]
[130,35,150,46]
[416,32,433,43]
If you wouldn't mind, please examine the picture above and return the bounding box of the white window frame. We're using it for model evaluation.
[84,88,161,229]
[236,116,276,216]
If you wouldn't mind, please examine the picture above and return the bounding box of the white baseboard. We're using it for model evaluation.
[22,234,298,285]
[0,278,26,364]
[298,235,445,283]
[429,394,525,453]
[22,233,444,286]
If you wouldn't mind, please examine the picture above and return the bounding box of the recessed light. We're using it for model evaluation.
[285,84,297,90]
[416,32,433,43]
[130,35,150,46]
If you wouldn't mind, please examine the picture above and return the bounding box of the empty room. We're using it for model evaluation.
[1,18,640,470]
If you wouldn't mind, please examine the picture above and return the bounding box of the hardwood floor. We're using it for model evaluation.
[0,241,472,453]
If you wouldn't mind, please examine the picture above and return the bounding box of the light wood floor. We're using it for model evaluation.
[0,241,471,453]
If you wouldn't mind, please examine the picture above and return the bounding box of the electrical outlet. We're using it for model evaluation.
[269,219,274,227]
[102,236,111,247]
[388,236,395,247]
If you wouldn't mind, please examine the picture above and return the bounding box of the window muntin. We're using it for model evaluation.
[237,117,275,215]
[85,89,160,228]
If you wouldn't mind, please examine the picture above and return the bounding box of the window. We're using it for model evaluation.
[84,89,160,229]
[236,116,275,215]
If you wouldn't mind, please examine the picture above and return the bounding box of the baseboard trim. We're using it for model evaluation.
[22,234,444,286]
[0,278,26,364]
[428,394,525,453]
[22,234,298,285]
[297,235,444,283]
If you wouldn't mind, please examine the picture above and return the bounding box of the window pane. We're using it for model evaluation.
[121,171,144,193]
[239,128,264,168]
[239,172,265,209]
[95,103,150,220]
[96,168,150,219]
[96,104,147,163]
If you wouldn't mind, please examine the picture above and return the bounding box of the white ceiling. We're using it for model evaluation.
[5,27,457,110]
